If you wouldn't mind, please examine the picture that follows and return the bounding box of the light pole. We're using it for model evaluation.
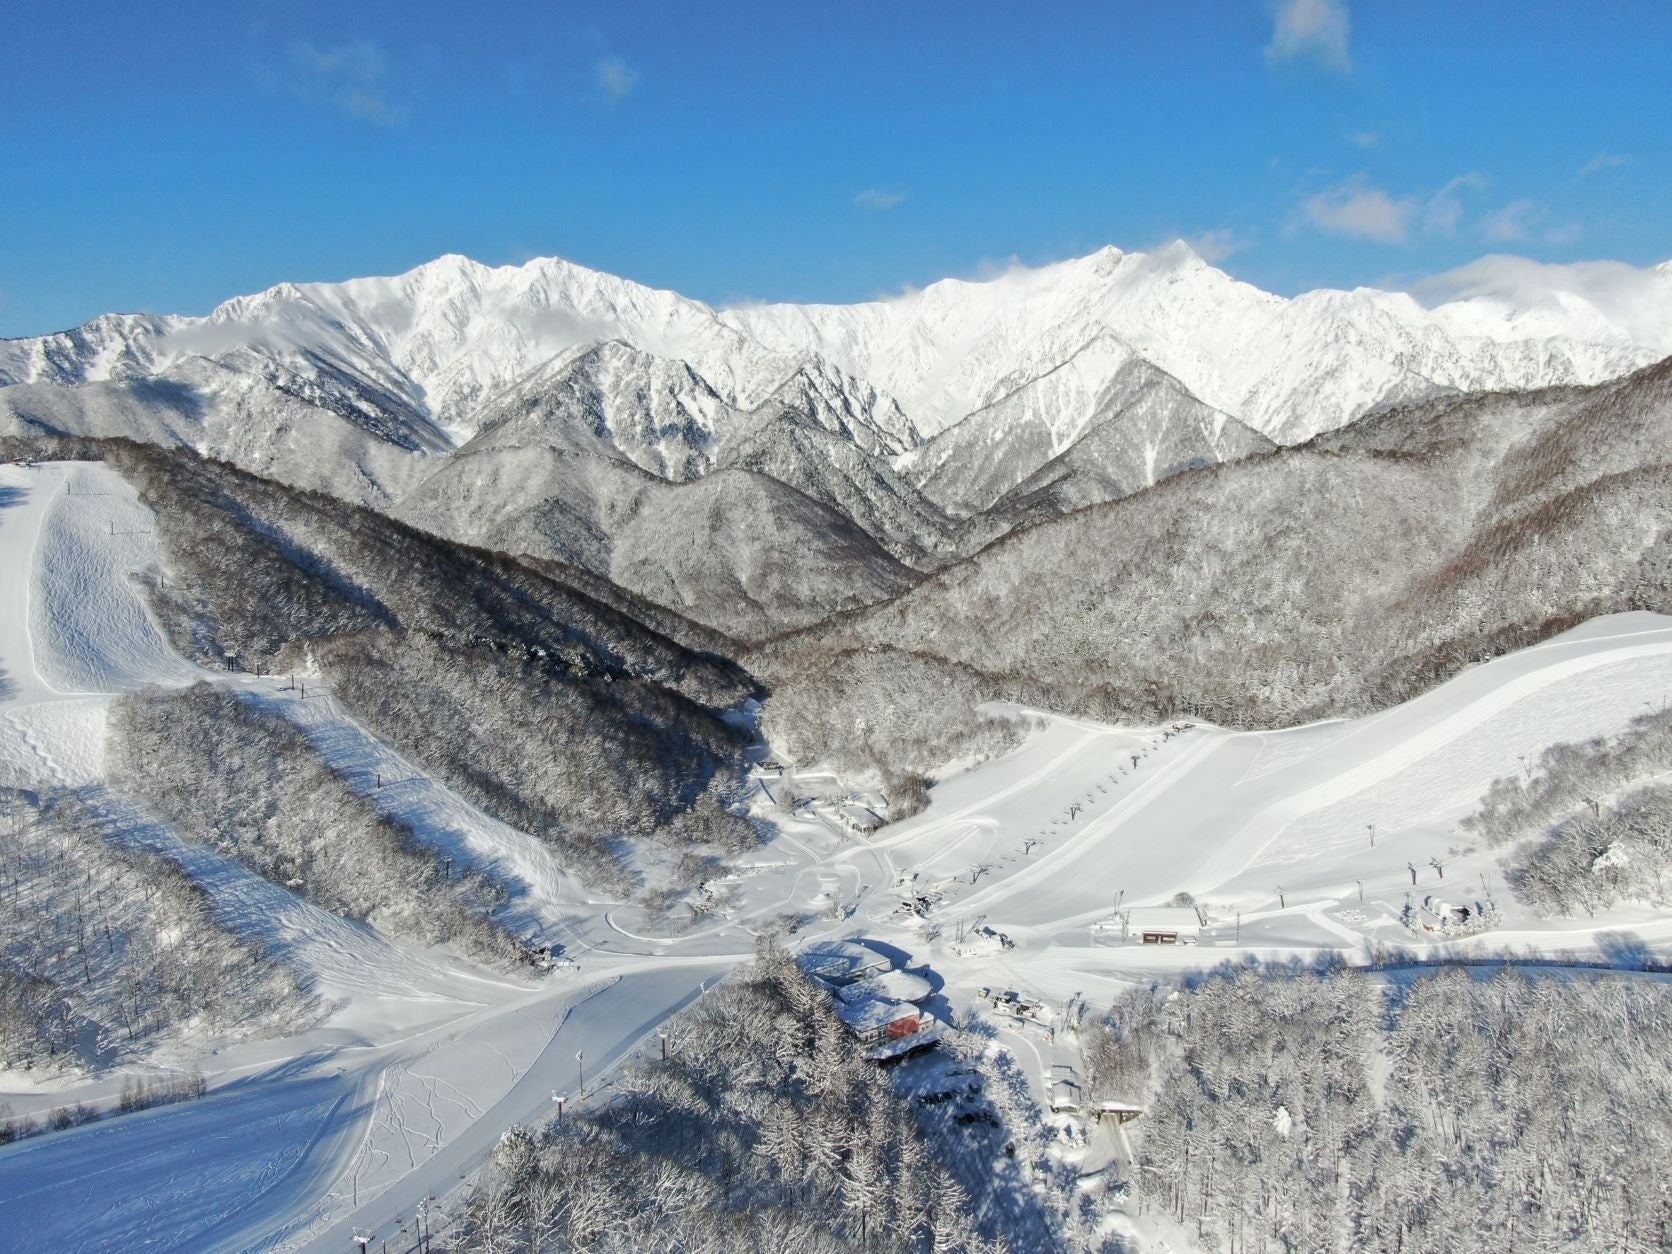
[576,1049,585,1097]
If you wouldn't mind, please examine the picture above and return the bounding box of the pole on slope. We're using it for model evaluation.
[1355,880,1364,902]
[577,1049,584,1098]
[1367,823,1375,849]
[1275,885,1285,910]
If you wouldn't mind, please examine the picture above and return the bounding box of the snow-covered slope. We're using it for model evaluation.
[903,331,1273,517]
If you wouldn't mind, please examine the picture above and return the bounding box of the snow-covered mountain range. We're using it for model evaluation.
[4,243,1668,635]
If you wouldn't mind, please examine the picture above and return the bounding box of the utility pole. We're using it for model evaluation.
[659,1031,669,1062]
[1275,885,1285,909]
[1407,862,1418,886]
[1355,879,1364,902]
[576,1049,585,1098]
[1367,823,1375,849]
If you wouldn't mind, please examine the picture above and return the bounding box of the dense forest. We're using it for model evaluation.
[1084,963,1672,1252]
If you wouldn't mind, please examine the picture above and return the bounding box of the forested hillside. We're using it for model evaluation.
[758,357,1672,765]
[1466,706,1672,915]
[0,787,315,1072]
[101,443,762,896]
[109,684,527,962]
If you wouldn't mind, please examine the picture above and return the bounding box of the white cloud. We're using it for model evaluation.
[1297,173,1490,244]
[1422,172,1489,236]
[1266,0,1351,72]
[288,41,397,125]
[1580,151,1630,178]
[854,188,907,211]
[1481,198,1543,243]
[596,56,638,101]
[1409,255,1672,351]
[1182,229,1246,262]
[1349,130,1380,149]
[1299,177,1414,243]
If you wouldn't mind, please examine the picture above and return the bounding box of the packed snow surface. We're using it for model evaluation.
[2,460,1670,1250]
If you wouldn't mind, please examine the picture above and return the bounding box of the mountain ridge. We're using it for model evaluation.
[5,244,1669,638]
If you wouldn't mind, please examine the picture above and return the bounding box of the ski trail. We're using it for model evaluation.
[240,684,584,935]
[81,788,523,1007]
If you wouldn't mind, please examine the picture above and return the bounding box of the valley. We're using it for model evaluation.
[2,453,1668,1249]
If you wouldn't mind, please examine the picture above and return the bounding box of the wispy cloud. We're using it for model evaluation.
[1182,229,1247,263]
[1481,198,1542,243]
[1423,172,1490,235]
[1580,151,1630,178]
[287,40,398,125]
[1298,177,1414,243]
[1349,129,1380,149]
[1297,173,1487,244]
[1266,0,1351,72]
[854,188,907,211]
[596,56,638,101]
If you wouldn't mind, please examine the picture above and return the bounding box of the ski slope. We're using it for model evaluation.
[850,612,1672,973]
[0,462,770,1250]
[0,461,191,785]
[5,457,1672,1250]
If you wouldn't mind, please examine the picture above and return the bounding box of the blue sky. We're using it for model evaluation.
[2,0,1667,336]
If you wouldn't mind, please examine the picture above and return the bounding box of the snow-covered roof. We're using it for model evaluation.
[836,996,921,1034]
[839,803,884,829]
[837,969,933,1006]
[797,940,892,985]
[1126,907,1203,932]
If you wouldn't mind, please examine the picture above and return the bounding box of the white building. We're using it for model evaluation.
[1123,906,1203,945]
